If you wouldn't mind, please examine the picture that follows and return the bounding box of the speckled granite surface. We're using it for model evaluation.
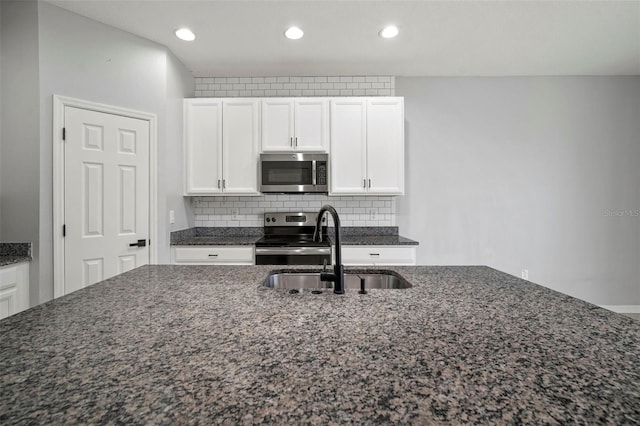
[170,227,263,246]
[0,242,32,266]
[332,226,419,245]
[171,227,418,246]
[1,265,638,424]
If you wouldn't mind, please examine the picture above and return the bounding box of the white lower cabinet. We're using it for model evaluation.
[341,246,416,266]
[171,246,254,265]
[0,262,29,320]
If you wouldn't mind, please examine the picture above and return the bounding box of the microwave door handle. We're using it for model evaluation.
[312,160,317,186]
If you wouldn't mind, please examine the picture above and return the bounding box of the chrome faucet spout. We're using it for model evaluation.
[314,205,344,294]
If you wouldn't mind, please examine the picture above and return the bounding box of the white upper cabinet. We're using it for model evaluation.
[261,99,293,151]
[184,99,223,194]
[330,99,368,194]
[330,97,405,195]
[222,99,261,194]
[294,99,330,151]
[262,98,329,152]
[184,98,260,196]
[366,98,405,195]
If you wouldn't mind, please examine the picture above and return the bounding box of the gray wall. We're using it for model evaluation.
[162,51,196,248]
[0,1,2,229]
[1,0,42,305]
[396,77,640,306]
[1,1,194,304]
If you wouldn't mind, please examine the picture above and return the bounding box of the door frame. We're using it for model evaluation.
[53,95,158,298]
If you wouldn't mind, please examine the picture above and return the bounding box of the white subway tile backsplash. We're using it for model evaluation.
[192,195,396,227]
[191,75,398,228]
[193,75,395,98]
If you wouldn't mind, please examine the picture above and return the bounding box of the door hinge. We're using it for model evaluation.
[62,224,66,237]
[62,128,66,141]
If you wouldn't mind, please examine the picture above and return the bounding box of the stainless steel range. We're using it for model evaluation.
[255,212,330,265]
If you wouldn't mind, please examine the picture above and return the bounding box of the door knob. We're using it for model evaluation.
[129,239,147,247]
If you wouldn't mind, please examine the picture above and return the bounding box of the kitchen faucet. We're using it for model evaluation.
[314,205,344,294]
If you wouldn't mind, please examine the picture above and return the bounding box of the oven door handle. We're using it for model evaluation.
[255,247,331,256]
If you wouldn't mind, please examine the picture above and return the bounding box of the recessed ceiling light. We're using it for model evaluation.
[284,26,304,40]
[379,25,399,39]
[175,28,195,41]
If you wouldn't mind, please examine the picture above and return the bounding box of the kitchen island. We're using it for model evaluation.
[1,265,638,424]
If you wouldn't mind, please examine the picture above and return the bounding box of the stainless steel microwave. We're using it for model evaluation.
[260,153,328,193]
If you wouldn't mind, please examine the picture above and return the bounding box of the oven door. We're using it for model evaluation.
[255,247,331,265]
[260,153,328,193]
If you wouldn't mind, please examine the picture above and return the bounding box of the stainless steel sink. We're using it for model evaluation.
[261,269,412,292]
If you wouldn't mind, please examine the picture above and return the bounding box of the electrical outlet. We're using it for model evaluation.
[231,209,239,220]
[369,209,377,220]
[169,210,175,224]
[521,269,529,280]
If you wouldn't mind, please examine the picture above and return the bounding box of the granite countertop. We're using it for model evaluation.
[336,227,418,245]
[1,264,638,424]
[339,235,418,245]
[171,227,419,246]
[170,227,263,246]
[0,242,32,267]
[0,256,31,267]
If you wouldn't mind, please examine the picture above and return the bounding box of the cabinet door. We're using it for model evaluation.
[172,246,254,265]
[0,263,29,319]
[261,99,294,151]
[184,99,223,194]
[223,99,260,195]
[341,246,416,266]
[330,99,367,194]
[366,98,404,195]
[294,99,329,152]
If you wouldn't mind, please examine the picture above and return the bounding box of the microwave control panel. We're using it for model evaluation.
[317,163,327,185]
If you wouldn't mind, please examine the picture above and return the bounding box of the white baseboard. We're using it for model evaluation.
[599,305,640,314]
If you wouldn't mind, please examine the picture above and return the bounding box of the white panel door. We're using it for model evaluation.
[261,99,294,151]
[184,99,223,194]
[64,106,149,294]
[366,98,405,195]
[294,99,329,152]
[330,99,367,194]
[223,99,260,194]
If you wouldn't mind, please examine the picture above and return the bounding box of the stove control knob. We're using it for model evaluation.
[266,218,270,223]
[272,217,277,222]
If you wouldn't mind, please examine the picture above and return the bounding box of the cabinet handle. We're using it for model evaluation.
[290,137,293,147]
[368,179,372,188]
[222,180,226,189]
[363,179,367,188]
[295,137,298,147]
[208,254,218,257]
[217,179,221,189]
[369,253,380,257]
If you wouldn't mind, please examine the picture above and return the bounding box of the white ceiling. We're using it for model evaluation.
[46,0,640,77]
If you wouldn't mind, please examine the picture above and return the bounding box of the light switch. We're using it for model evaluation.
[169,210,175,224]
